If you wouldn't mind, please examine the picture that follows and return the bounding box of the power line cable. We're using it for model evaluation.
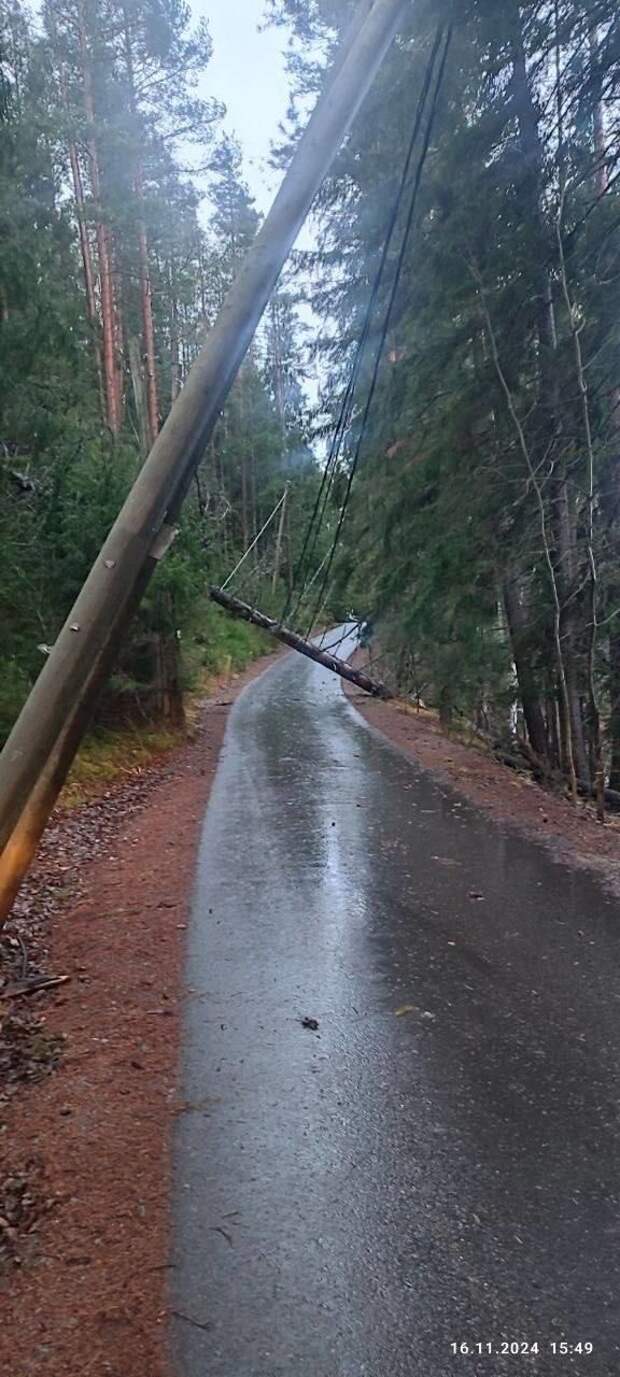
[280,24,447,630]
[305,25,453,639]
[220,490,287,591]
[289,31,445,628]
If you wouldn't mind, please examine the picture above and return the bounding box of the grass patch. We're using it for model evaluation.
[62,723,183,808]
[199,606,272,675]
[61,615,273,808]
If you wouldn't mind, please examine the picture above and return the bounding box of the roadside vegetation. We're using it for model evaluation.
[271,0,620,809]
[3,0,620,815]
[0,0,325,775]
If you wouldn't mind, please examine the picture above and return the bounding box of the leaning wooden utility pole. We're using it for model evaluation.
[210,588,393,700]
[0,0,411,920]
[0,570,152,921]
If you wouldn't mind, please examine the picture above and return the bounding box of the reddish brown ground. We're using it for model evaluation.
[345,683,620,896]
[0,649,282,1377]
[4,644,620,1377]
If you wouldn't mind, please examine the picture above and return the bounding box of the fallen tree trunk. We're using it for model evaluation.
[493,740,620,814]
[209,587,393,700]
[578,778,620,814]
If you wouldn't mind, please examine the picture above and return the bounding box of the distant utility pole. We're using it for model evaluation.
[0,0,411,920]
[272,485,289,594]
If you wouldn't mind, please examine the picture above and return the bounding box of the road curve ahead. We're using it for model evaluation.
[172,631,620,1377]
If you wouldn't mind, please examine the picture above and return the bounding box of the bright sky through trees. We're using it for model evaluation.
[191,1,318,401]
[193,0,291,215]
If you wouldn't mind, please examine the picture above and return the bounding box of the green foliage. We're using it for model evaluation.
[0,659,31,746]
[0,0,315,749]
[273,0,620,774]
[197,606,272,675]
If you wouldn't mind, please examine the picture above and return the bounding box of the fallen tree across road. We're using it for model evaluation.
[209,587,394,701]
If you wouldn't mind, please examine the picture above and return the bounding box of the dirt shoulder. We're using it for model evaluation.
[344,681,620,898]
[0,647,282,1377]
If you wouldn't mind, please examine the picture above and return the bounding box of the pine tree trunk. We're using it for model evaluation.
[121,5,159,445]
[66,134,105,419]
[590,26,609,195]
[197,236,207,320]
[170,259,180,404]
[239,369,249,550]
[78,4,121,435]
[272,299,288,459]
[272,484,288,593]
[557,472,591,788]
[112,239,126,429]
[606,525,620,797]
[594,18,620,786]
[511,16,583,798]
[241,456,249,552]
[162,633,185,728]
[546,695,561,771]
[128,335,150,457]
[503,575,548,762]
[136,184,160,445]
[251,450,258,561]
[609,637,620,790]
[285,503,294,597]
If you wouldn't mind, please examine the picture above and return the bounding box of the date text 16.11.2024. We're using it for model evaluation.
[450,1342,593,1357]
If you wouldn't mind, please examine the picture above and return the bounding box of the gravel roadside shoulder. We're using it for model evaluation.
[344,679,620,898]
[0,647,283,1377]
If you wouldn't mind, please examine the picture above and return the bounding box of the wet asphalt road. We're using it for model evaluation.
[172,631,620,1377]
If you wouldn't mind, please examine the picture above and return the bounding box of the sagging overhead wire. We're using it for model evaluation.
[220,489,289,591]
[281,22,448,632]
[305,23,453,639]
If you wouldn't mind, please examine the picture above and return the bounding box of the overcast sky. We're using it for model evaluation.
[191,1,322,401]
[194,0,292,216]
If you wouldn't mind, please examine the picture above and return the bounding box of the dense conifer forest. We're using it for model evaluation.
[0,0,318,743]
[2,0,620,805]
[268,0,620,804]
